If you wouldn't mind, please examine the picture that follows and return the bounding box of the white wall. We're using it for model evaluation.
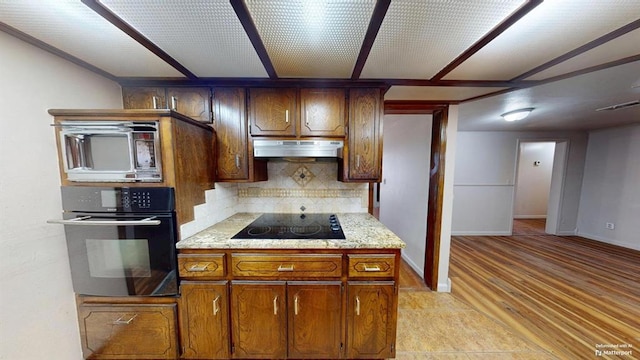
[0,32,122,360]
[577,124,640,250]
[379,114,432,277]
[452,131,588,235]
[514,142,555,218]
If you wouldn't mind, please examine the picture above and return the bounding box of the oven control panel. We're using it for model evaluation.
[61,186,175,212]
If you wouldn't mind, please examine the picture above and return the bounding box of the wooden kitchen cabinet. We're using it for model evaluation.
[166,87,212,123]
[300,88,346,137]
[78,303,179,359]
[176,248,400,359]
[339,88,383,182]
[231,281,288,359]
[179,281,230,359]
[287,282,342,359]
[123,87,211,123]
[212,87,267,182]
[249,88,298,136]
[122,87,166,110]
[346,282,397,359]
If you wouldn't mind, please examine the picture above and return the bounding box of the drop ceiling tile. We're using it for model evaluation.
[384,86,508,101]
[444,0,640,80]
[0,0,183,78]
[99,0,267,78]
[360,0,524,79]
[525,29,640,81]
[245,0,375,78]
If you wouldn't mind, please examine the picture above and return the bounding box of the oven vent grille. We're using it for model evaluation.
[595,100,640,112]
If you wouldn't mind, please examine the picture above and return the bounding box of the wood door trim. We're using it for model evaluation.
[424,108,448,289]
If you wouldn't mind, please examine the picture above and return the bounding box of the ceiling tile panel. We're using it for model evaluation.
[360,0,525,79]
[384,86,508,101]
[444,0,640,80]
[0,0,183,77]
[525,29,640,81]
[245,0,375,78]
[99,0,268,78]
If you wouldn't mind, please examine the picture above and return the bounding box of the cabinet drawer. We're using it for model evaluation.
[178,254,225,278]
[78,304,178,359]
[231,254,342,278]
[348,254,395,278]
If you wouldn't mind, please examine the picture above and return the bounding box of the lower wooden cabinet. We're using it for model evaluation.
[175,249,400,359]
[287,282,342,359]
[230,281,288,359]
[346,282,397,359]
[78,303,178,359]
[179,281,230,359]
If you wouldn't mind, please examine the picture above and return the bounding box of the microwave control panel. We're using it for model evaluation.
[61,186,175,213]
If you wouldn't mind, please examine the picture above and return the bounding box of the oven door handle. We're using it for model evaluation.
[47,216,161,226]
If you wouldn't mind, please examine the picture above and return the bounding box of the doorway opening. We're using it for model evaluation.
[512,140,568,235]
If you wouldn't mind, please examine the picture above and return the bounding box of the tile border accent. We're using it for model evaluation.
[238,188,365,198]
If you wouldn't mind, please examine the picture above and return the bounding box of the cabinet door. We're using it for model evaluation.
[288,282,343,359]
[213,88,249,180]
[167,87,211,123]
[346,282,397,359]
[300,88,346,137]
[249,88,297,136]
[122,87,166,109]
[78,304,178,359]
[346,88,382,181]
[179,281,230,359]
[231,281,287,359]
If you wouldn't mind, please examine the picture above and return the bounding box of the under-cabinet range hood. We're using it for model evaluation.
[253,139,343,158]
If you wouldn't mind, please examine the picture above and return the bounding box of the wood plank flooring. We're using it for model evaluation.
[449,233,640,359]
[513,218,547,235]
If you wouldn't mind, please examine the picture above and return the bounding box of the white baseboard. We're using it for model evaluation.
[400,253,424,279]
[437,278,451,293]
[451,230,512,236]
[576,231,640,251]
[556,230,577,236]
[513,215,547,219]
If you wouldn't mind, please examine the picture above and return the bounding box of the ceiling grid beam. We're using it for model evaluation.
[429,0,543,81]
[230,0,278,79]
[511,19,640,81]
[351,0,391,80]
[81,0,198,79]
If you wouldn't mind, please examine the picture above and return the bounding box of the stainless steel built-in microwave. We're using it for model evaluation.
[57,121,162,182]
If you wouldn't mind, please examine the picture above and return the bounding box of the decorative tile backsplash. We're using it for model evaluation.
[181,160,369,239]
[237,161,368,213]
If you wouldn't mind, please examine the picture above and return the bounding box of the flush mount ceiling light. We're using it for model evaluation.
[501,108,534,122]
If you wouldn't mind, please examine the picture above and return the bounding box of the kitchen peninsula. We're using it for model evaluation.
[176,212,405,359]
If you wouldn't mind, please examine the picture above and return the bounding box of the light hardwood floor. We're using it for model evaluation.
[449,232,640,359]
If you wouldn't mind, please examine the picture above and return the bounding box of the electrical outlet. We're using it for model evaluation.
[605,222,615,230]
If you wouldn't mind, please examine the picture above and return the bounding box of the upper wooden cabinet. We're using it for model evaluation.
[123,87,212,123]
[212,88,267,182]
[339,88,383,182]
[249,88,298,136]
[248,88,345,138]
[300,88,346,137]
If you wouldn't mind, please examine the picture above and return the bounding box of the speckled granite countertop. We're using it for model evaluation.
[177,213,406,249]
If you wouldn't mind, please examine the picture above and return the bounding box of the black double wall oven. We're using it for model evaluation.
[50,186,178,297]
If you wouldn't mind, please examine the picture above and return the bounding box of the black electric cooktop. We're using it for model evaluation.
[232,213,345,240]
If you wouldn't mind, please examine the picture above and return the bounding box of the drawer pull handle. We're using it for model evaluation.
[273,295,278,315]
[189,263,210,271]
[277,264,294,272]
[213,295,220,315]
[355,296,360,316]
[171,96,177,111]
[285,109,289,123]
[364,264,381,272]
[113,314,137,325]
[294,295,299,315]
